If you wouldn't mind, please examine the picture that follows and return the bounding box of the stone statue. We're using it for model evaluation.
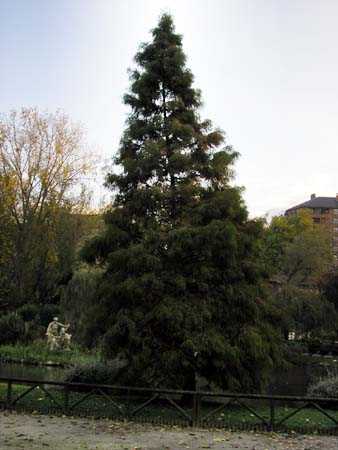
[46,317,71,350]
[59,325,72,350]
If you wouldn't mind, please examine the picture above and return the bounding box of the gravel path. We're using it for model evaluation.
[1,411,338,450]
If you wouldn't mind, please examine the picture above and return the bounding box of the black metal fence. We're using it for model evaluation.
[1,376,338,434]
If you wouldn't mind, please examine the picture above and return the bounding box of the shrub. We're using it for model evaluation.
[0,312,25,344]
[38,304,60,327]
[22,323,46,343]
[64,359,128,385]
[17,304,40,322]
[0,303,61,345]
[308,375,338,398]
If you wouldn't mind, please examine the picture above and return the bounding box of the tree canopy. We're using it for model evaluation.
[264,210,336,339]
[0,108,94,309]
[81,14,282,391]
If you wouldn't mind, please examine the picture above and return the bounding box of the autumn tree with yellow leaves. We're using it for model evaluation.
[0,108,93,309]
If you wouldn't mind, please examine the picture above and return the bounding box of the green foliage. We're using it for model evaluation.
[276,288,337,340]
[60,267,104,346]
[0,303,61,345]
[0,173,16,306]
[308,375,338,398]
[0,341,100,366]
[0,312,25,344]
[264,210,332,280]
[64,359,126,384]
[320,269,338,311]
[0,109,97,311]
[15,304,40,322]
[38,304,61,328]
[264,211,336,339]
[81,14,283,391]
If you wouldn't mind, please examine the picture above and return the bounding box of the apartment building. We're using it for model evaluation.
[285,194,338,259]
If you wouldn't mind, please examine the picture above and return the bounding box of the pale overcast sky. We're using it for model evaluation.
[1,0,338,217]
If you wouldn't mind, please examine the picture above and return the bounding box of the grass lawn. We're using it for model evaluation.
[1,383,338,432]
[0,341,101,366]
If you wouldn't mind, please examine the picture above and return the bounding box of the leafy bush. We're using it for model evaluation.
[16,304,40,322]
[308,376,338,398]
[0,303,60,345]
[38,304,60,327]
[64,359,127,385]
[0,312,25,344]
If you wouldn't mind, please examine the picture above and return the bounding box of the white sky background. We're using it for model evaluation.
[1,0,338,217]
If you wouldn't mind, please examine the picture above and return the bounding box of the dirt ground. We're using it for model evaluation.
[1,411,338,450]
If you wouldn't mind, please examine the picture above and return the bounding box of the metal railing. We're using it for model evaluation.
[1,376,338,434]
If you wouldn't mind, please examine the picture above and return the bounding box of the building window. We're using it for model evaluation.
[313,217,320,224]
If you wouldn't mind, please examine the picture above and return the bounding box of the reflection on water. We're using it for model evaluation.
[0,362,66,382]
[1,356,338,395]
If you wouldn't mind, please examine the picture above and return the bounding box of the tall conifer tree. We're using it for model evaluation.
[82,14,281,390]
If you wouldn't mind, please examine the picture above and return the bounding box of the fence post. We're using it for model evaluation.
[64,385,69,413]
[126,388,131,420]
[269,398,275,431]
[6,380,12,410]
[192,392,201,427]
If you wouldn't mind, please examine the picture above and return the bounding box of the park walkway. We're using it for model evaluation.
[1,411,338,450]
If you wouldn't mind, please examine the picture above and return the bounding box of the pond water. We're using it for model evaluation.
[0,362,66,382]
[1,356,338,395]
